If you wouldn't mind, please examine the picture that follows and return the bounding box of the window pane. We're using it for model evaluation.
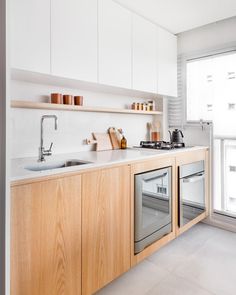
[187,58,214,121]
[186,52,236,123]
[186,51,236,217]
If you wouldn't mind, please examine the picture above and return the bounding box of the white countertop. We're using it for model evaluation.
[11,146,208,183]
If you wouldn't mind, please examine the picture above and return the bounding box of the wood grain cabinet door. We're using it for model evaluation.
[82,166,131,295]
[11,175,82,295]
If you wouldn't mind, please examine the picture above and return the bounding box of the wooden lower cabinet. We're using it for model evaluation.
[129,149,209,265]
[11,175,82,295]
[82,165,131,295]
[10,149,209,295]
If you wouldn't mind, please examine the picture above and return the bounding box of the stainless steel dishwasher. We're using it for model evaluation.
[134,167,172,254]
[179,160,206,227]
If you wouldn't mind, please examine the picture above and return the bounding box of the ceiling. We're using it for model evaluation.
[115,0,236,34]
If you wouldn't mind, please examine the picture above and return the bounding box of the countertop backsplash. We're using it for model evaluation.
[10,79,162,159]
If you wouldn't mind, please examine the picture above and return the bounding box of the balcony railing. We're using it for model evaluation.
[213,137,236,217]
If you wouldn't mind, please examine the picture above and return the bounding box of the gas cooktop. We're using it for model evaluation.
[139,141,185,150]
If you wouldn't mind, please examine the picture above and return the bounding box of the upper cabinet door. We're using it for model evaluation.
[10,0,50,73]
[51,0,98,82]
[157,27,177,97]
[132,15,158,93]
[98,0,132,88]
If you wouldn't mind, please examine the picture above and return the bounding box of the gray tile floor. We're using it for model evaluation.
[96,223,236,295]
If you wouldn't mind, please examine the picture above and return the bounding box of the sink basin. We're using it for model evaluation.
[24,159,92,172]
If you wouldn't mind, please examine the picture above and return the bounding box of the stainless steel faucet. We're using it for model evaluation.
[38,115,58,162]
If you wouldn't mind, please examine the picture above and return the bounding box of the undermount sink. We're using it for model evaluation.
[24,159,92,172]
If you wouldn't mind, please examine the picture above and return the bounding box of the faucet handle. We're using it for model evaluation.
[44,142,53,156]
[48,142,53,152]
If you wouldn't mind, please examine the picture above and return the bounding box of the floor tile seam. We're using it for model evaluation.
[142,271,176,295]
[145,257,173,274]
[146,241,207,275]
[172,270,218,295]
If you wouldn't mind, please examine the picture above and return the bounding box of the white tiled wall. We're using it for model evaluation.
[10,80,162,159]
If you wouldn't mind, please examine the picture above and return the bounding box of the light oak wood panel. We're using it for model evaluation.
[130,157,177,266]
[11,175,82,295]
[131,156,175,175]
[132,232,176,266]
[177,212,207,236]
[82,166,131,295]
[175,149,207,167]
[11,100,162,115]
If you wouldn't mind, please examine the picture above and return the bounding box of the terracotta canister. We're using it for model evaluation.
[74,96,84,106]
[63,95,73,105]
[151,131,160,141]
[51,93,62,104]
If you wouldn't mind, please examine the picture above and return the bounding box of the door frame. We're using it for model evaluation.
[0,0,8,293]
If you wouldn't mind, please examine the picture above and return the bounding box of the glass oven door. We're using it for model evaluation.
[135,167,172,253]
[179,161,206,227]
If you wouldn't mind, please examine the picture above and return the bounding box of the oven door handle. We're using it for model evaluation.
[143,172,168,183]
[182,172,205,183]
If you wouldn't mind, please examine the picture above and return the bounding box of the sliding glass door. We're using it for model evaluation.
[186,50,236,218]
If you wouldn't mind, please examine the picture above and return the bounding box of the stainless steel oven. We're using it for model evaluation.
[134,167,172,254]
[179,160,206,227]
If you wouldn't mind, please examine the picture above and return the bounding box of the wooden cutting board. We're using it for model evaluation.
[108,127,121,149]
[92,132,113,151]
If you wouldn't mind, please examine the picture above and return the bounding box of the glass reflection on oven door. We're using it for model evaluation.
[142,174,170,231]
[179,172,205,227]
[138,168,172,239]
[134,167,172,254]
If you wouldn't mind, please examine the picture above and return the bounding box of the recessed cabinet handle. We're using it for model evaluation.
[183,173,205,183]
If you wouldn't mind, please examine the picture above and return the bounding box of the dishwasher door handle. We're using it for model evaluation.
[182,172,205,183]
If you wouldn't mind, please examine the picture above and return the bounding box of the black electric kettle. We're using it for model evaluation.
[169,129,184,143]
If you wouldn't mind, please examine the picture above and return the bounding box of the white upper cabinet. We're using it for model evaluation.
[10,0,50,73]
[11,0,177,95]
[51,0,98,82]
[98,0,132,88]
[157,27,177,97]
[132,15,158,93]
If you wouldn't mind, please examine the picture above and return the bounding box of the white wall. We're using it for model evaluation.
[10,80,163,159]
[178,16,236,55]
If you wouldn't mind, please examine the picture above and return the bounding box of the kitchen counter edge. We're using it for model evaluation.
[11,146,209,186]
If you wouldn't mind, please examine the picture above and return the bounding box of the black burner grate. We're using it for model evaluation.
[140,141,185,150]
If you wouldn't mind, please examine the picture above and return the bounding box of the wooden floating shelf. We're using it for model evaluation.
[11,100,163,115]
